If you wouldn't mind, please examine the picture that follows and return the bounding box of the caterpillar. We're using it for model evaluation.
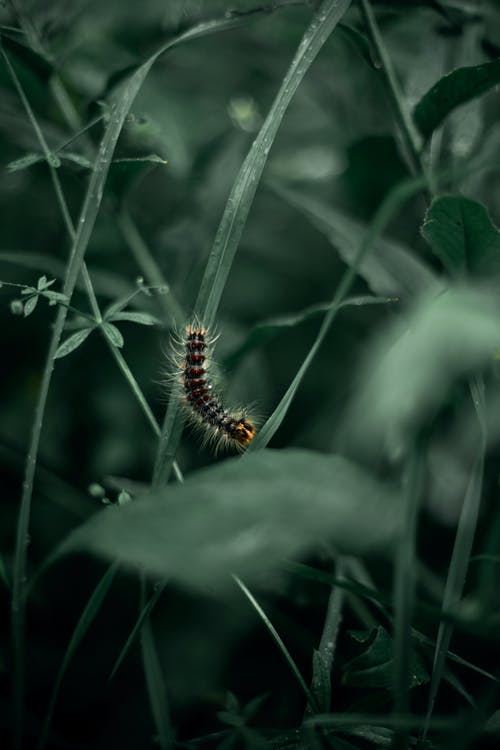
[174,322,257,452]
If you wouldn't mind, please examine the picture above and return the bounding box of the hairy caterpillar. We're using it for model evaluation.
[173,322,257,452]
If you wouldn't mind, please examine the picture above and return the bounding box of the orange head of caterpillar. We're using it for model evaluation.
[232,417,257,448]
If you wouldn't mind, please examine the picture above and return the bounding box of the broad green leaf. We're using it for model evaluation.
[343,627,428,689]
[54,328,93,359]
[62,450,401,590]
[102,322,124,348]
[345,287,500,457]
[421,195,500,277]
[109,311,160,326]
[414,58,500,142]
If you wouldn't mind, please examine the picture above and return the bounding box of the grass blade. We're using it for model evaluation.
[9,17,259,743]
[233,575,319,713]
[392,446,425,750]
[422,379,486,740]
[140,581,173,750]
[153,0,353,487]
[37,563,119,750]
[109,583,166,682]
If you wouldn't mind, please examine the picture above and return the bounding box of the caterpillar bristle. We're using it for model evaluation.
[173,321,257,453]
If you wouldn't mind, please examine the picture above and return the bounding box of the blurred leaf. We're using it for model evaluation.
[343,627,428,689]
[102,322,124,348]
[421,195,500,277]
[54,328,94,359]
[413,58,500,142]
[62,450,401,590]
[271,182,437,297]
[108,311,160,326]
[345,287,500,457]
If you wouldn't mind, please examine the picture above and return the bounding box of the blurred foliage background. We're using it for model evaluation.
[2,0,500,748]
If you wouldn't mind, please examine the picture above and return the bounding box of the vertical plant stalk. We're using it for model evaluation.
[304,557,347,719]
[233,576,320,713]
[152,0,353,487]
[358,0,425,180]
[6,12,296,747]
[9,50,161,750]
[140,579,174,750]
[422,377,486,740]
[392,445,425,750]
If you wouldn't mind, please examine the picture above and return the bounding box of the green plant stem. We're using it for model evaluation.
[152,0,353,487]
[234,576,320,713]
[304,557,347,719]
[392,445,425,750]
[358,0,425,180]
[7,11,301,746]
[422,377,486,740]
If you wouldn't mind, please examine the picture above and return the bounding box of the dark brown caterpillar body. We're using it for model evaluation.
[180,324,256,451]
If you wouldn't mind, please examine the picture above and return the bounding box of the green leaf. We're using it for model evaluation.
[271,182,437,297]
[112,153,167,165]
[37,275,51,290]
[343,627,428,689]
[345,287,500,457]
[23,295,38,317]
[414,58,500,142]
[421,195,500,277]
[54,328,94,359]
[41,290,69,305]
[109,311,160,326]
[338,23,379,70]
[102,322,124,348]
[225,296,396,369]
[61,450,401,590]
[6,153,46,172]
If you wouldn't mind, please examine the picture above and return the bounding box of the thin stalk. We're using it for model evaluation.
[358,0,425,180]
[392,445,424,750]
[304,558,347,718]
[234,576,320,713]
